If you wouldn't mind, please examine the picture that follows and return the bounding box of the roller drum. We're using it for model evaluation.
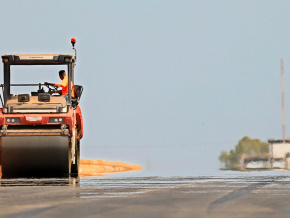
[1,136,71,178]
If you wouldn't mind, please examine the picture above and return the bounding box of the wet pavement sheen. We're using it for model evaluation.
[1,175,290,217]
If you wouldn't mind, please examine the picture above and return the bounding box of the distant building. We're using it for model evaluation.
[268,139,290,158]
[240,140,290,170]
[242,156,271,169]
[268,139,290,169]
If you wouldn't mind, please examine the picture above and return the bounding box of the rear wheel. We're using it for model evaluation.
[66,141,72,176]
[71,130,80,176]
[71,142,79,176]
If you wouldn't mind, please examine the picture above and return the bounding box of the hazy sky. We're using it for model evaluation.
[1,1,290,176]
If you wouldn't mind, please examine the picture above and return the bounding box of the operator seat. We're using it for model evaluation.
[71,85,83,109]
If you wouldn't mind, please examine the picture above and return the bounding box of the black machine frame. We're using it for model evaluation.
[1,54,76,106]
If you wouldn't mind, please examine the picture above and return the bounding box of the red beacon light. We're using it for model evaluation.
[71,38,77,60]
[71,38,76,48]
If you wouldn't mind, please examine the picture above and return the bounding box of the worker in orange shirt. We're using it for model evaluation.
[45,70,74,98]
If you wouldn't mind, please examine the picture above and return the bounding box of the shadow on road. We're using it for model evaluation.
[207,176,283,214]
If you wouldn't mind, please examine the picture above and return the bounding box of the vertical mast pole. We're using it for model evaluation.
[281,58,286,144]
[3,63,10,104]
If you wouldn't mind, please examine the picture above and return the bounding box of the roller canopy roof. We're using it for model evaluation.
[1,54,76,65]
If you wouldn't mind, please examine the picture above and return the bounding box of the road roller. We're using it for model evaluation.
[0,40,83,177]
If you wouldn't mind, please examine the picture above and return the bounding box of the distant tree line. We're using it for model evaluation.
[219,136,269,170]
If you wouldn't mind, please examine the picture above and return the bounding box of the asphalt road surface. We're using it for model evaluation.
[1,175,290,217]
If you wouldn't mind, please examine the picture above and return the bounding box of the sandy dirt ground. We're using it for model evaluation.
[78,159,142,177]
[0,159,142,178]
